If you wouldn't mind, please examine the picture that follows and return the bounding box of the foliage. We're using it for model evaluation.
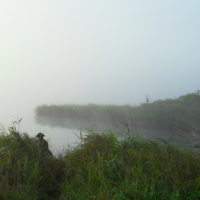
[0,119,65,200]
[1,119,200,199]
[34,91,200,130]
[61,129,200,200]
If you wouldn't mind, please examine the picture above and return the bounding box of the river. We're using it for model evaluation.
[1,110,199,155]
[0,111,85,156]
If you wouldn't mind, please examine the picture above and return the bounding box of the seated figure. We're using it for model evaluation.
[36,133,53,156]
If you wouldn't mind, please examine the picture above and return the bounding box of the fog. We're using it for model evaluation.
[1,1,200,149]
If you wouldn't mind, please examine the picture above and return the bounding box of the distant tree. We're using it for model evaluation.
[196,90,200,96]
[146,95,149,103]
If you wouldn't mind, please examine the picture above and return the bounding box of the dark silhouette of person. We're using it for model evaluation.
[36,133,53,156]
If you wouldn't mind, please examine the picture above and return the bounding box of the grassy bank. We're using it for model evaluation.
[0,120,200,199]
[35,92,200,130]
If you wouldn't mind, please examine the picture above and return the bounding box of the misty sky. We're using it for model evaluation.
[1,1,200,120]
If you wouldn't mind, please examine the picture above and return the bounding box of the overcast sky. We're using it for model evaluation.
[1,1,200,120]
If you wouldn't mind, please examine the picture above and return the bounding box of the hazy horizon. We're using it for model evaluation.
[1,1,200,127]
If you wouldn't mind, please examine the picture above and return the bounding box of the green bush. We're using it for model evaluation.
[1,119,200,199]
[35,91,200,131]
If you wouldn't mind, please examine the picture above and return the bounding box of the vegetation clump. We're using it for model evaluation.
[1,120,200,199]
[0,119,65,200]
[62,130,200,200]
[35,91,200,131]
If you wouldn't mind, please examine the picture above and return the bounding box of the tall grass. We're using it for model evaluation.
[1,119,200,199]
[0,119,65,200]
[35,92,200,130]
[62,130,200,200]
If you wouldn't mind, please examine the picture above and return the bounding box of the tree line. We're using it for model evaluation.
[35,91,200,130]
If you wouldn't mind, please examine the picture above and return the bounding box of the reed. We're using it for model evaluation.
[0,119,200,199]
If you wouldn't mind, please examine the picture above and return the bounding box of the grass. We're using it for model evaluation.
[34,92,200,130]
[0,119,200,199]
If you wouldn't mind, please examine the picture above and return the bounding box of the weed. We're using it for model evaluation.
[1,120,200,199]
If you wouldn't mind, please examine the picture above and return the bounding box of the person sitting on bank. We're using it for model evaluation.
[36,133,53,156]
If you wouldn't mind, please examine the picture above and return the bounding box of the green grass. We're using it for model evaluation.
[1,119,200,199]
[34,92,200,130]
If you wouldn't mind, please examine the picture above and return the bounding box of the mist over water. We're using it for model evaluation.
[1,1,200,153]
[1,101,199,155]
[0,108,84,155]
[0,105,163,150]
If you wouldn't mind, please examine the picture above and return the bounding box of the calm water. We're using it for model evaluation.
[0,113,85,155]
[1,111,199,155]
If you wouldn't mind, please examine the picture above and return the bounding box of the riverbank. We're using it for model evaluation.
[35,92,200,132]
[0,120,200,199]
